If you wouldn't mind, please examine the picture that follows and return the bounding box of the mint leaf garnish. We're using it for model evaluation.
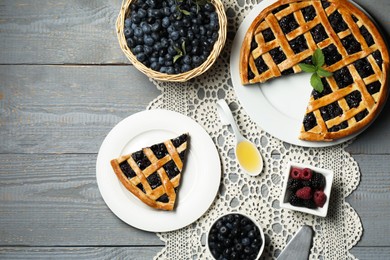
[298,63,317,73]
[317,67,333,77]
[312,48,325,67]
[298,48,332,93]
[310,73,323,93]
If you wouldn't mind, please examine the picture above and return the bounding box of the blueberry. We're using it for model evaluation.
[181,64,192,72]
[143,45,153,55]
[150,61,161,71]
[132,45,144,54]
[136,53,146,62]
[166,66,175,74]
[151,21,161,32]
[170,31,180,41]
[134,27,143,38]
[126,38,135,48]
[144,36,154,46]
[141,23,151,34]
[161,37,169,48]
[168,46,177,55]
[162,16,170,28]
[183,55,192,65]
[138,8,147,19]
[124,28,133,38]
[125,18,131,28]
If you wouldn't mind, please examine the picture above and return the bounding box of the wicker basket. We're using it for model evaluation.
[116,0,227,82]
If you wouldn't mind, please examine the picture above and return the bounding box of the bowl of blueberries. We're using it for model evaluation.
[116,0,227,82]
[207,212,265,260]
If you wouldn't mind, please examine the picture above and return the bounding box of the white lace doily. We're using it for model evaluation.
[147,1,363,259]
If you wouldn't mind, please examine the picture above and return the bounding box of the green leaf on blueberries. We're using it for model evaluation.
[317,67,333,77]
[310,73,324,93]
[298,63,317,73]
[298,48,332,93]
[312,48,325,67]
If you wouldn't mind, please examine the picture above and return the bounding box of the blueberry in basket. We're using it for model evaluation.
[207,213,264,260]
[124,0,220,75]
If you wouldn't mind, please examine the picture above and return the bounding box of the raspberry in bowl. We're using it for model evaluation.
[280,161,333,217]
[206,213,265,260]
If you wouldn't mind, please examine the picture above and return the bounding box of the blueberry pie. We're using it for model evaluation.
[110,133,189,210]
[240,0,389,141]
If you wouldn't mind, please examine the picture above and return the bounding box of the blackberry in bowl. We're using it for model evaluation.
[207,213,265,260]
[116,0,227,82]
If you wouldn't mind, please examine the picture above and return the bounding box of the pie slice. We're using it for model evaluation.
[240,0,389,141]
[110,133,189,211]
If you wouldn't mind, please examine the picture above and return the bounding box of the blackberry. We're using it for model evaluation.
[287,178,303,192]
[303,199,317,209]
[289,194,304,207]
[310,172,326,190]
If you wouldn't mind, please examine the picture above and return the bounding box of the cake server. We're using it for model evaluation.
[277,225,313,260]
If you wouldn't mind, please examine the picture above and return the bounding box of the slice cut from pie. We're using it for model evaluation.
[110,133,189,211]
[240,0,389,141]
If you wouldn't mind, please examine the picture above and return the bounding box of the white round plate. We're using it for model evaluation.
[230,0,364,147]
[96,109,221,232]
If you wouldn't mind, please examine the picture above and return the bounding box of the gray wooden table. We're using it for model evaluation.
[0,0,389,259]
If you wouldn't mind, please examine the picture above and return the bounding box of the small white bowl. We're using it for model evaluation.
[280,161,334,217]
[206,212,265,260]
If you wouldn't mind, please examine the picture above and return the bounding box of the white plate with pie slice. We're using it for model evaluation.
[230,0,366,147]
[96,109,221,232]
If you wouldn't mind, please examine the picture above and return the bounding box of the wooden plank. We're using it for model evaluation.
[0,247,163,259]
[0,65,160,154]
[0,0,129,64]
[351,247,390,260]
[0,154,164,246]
[0,0,389,65]
[345,154,390,247]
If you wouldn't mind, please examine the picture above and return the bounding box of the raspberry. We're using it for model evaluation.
[289,194,304,207]
[287,178,302,192]
[290,167,301,179]
[310,172,326,190]
[300,168,313,181]
[296,187,312,200]
[314,190,327,207]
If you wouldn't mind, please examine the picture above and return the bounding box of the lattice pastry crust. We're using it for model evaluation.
[110,134,188,211]
[240,0,388,141]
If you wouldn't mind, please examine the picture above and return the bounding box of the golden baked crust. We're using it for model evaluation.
[239,0,389,141]
[110,134,188,211]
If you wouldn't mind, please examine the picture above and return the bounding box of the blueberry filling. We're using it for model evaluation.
[333,67,353,88]
[179,151,186,161]
[359,25,375,46]
[366,81,381,94]
[119,161,136,179]
[248,67,255,80]
[171,134,188,147]
[321,1,331,9]
[354,58,374,78]
[132,151,151,170]
[262,28,275,42]
[279,13,299,34]
[272,4,289,14]
[342,35,362,55]
[269,47,287,64]
[151,143,168,159]
[310,24,328,44]
[289,35,308,54]
[250,39,257,51]
[329,121,348,132]
[323,44,342,66]
[147,172,162,190]
[156,193,169,203]
[320,101,343,121]
[355,109,368,122]
[302,5,317,22]
[345,90,362,108]
[372,50,383,68]
[136,183,146,193]
[303,112,317,131]
[281,68,294,75]
[164,160,180,179]
[254,56,269,74]
[301,56,313,65]
[329,11,348,33]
